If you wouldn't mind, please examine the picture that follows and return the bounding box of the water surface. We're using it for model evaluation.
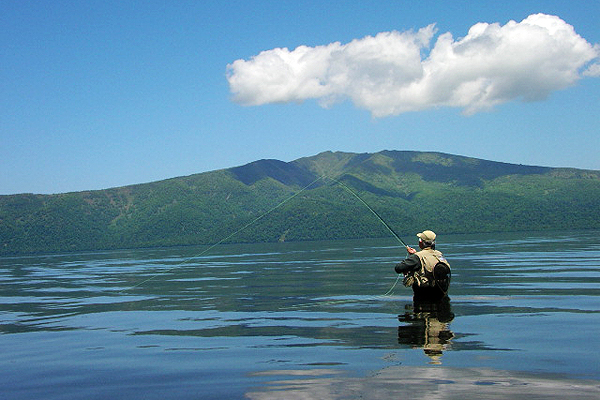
[1,231,599,399]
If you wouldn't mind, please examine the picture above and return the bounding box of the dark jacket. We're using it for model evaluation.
[395,254,421,275]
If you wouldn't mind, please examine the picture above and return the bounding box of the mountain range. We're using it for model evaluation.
[2,150,599,255]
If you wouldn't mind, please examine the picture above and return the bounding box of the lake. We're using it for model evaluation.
[1,231,599,399]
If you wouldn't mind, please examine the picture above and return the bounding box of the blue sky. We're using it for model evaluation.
[1,0,599,195]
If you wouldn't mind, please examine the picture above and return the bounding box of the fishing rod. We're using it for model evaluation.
[122,167,407,293]
[330,177,409,249]
[329,175,409,297]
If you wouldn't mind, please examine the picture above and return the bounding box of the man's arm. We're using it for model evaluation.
[395,254,421,274]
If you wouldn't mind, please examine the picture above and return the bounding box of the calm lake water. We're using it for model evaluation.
[1,231,600,399]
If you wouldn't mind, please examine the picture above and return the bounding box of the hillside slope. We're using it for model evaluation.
[1,150,599,255]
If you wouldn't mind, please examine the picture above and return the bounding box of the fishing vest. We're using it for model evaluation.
[412,249,450,288]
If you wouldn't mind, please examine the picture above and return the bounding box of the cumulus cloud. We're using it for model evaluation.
[227,14,599,117]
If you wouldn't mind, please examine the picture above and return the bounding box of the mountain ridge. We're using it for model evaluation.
[1,150,599,255]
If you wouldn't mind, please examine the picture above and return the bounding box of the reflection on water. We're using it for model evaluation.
[246,366,600,400]
[397,299,455,364]
[1,231,599,399]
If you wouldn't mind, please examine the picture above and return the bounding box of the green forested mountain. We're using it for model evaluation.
[2,150,600,255]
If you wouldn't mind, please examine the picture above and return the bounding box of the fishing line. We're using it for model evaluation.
[122,155,407,298]
[120,174,327,293]
[381,273,403,296]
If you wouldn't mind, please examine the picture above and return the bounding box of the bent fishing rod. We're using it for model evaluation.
[123,171,408,292]
[330,176,410,297]
[330,177,410,249]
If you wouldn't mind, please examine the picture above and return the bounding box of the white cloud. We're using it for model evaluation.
[226,14,599,117]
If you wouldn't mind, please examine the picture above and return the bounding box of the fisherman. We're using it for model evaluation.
[395,230,451,302]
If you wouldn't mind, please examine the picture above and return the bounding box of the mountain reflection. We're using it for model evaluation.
[397,299,454,364]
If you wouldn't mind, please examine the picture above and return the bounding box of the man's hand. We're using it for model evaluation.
[406,246,416,254]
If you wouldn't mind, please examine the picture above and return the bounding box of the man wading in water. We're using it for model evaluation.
[395,230,451,302]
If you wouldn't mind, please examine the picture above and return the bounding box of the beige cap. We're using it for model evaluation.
[417,230,436,242]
